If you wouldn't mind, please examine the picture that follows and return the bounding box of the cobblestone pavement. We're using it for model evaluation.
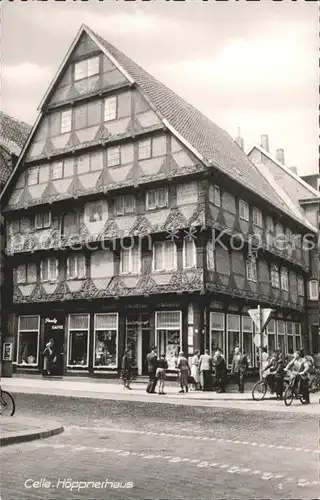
[1,394,319,499]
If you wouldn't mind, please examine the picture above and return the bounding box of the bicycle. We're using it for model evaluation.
[309,368,320,393]
[252,373,285,401]
[0,385,15,416]
[283,373,308,406]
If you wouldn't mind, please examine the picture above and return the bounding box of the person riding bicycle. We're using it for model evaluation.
[298,355,311,404]
[264,350,280,394]
[284,350,304,394]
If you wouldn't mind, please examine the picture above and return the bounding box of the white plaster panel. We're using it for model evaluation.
[138,111,161,128]
[91,250,114,279]
[173,151,195,168]
[52,179,73,194]
[139,157,164,176]
[19,285,36,296]
[92,278,112,290]
[67,280,85,292]
[76,126,99,143]
[107,118,130,136]
[51,135,69,150]
[43,283,59,295]
[108,165,131,183]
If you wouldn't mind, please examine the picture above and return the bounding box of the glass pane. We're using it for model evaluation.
[75,60,86,80]
[227,315,240,331]
[164,242,174,269]
[287,335,294,354]
[17,265,26,284]
[87,56,99,77]
[184,241,195,268]
[69,331,88,365]
[27,263,37,283]
[210,312,224,330]
[294,323,301,336]
[138,139,151,160]
[277,321,285,335]
[286,322,293,335]
[242,316,252,332]
[164,330,180,370]
[18,331,38,364]
[268,334,276,355]
[267,319,275,334]
[295,335,301,350]
[131,247,140,273]
[147,191,156,209]
[154,243,163,270]
[39,165,50,184]
[52,162,63,180]
[227,331,240,365]
[95,314,118,330]
[243,332,253,366]
[121,250,130,273]
[211,330,223,354]
[156,311,181,329]
[69,314,89,330]
[126,325,138,368]
[277,334,285,353]
[19,316,39,331]
[104,97,117,121]
[94,330,117,367]
[124,195,135,213]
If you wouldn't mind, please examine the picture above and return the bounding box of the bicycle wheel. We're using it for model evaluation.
[299,395,309,405]
[1,390,15,416]
[284,386,294,406]
[252,381,267,401]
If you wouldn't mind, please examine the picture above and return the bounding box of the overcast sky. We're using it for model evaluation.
[2,2,318,175]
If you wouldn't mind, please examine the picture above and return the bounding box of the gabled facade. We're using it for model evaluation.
[248,144,319,354]
[1,26,317,378]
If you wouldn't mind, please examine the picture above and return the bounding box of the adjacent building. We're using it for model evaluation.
[0,25,318,378]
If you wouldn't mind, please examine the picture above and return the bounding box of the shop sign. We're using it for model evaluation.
[44,317,64,331]
[157,303,180,308]
[3,342,12,361]
[210,301,223,310]
[125,304,148,309]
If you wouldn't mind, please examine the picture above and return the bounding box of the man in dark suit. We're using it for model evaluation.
[231,347,248,393]
[146,346,158,393]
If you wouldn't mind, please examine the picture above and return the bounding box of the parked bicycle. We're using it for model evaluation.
[283,373,308,406]
[0,385,15,416]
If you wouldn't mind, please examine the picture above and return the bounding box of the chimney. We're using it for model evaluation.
[235,127,244,150]
[289,166,297,175]
[276,148,285,164]
[260,134,269,152]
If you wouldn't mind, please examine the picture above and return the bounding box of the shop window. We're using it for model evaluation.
[67,314,89,367]
[267,319,276,355]
[155,311,182,370]
[114,195,135,215]
[17,316,40,366]
[253,207,263,227]
[67,254,86,279]
[74,56,99,81]
[277,320,285,353]
[210,312,224,356]
[177,182,198,205]
[107,146,120,167]
[207,240,215,270]
[120,245,141,274]
[35,211,51,229]
[239,200,249,221]
[138,139,151,160]
[286,322,294,354]
[88,201,103,222]
[246,258,257,282]
[60,109,72,134]
[208,185,221,207]
[27,167,39,186]
[294,323,302,351]
[104,96,117,122]
[153,241,176,271]
[309,280,319,300]
[183,239,196,269]
[17,263,37,285]
[271,265,280,289]
[41,258,58,282]
[94,313,118,368]
[242,316,254,367]
[297,276,304,296]
[146,188,168,210]
[227,314,240,366]
[280,268,289,291]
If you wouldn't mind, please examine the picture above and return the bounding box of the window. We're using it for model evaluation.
[114,195,135,215]
[239,200,249,221]
[107,146,120,167]
[267,320,276,355]
[294,323,302,351]
[17,316,40,366]
[89,202,103,222]
[242,316,254,367]
[35,211,51,229]
[104,96,117,122]
[77,152,103,174]
[60,109,72,134]
[126,313,150,370]
[209,185,221,207]
[120,245,141,274]
[94,313,118,368]
[17,263,37,284]
[146,188,168,210]
[51,159,74,180]
[227,315,240,366]
[253,207,263,227]
[41,258,58,282]
[280,268,289,291]
[297,276,304,296]
[246,258,257,282]
[177,182,198,205]
[206,240,215,270]
[67,254,86,279]
[68,314,89,367]
[62,212,78,238]
[153,241,176,271]
[138,139,151,160]
[210,312,224,356]
[11,220,20,234]
[183,239,196,269]
[155,311,182,370]
[27,167,39,186]
[266,216,274,232]
[309,280,319,301]
[286,322,294,354]
[271,265,280,289]
[74,56,99,81]
[277,320,285,354]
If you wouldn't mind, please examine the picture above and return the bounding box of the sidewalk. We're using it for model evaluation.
[0,416,63,447]
[2,376,319,414]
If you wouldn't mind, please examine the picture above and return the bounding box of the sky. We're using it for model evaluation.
[1,1,318,175]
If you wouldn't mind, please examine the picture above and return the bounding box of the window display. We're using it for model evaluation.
[156,311,181,370]
[68,314,89,367]
[242,316,253,367]
[227,314,240,366]
[94,314,118,368]
[17,316,40,366]
[210,312,224,355]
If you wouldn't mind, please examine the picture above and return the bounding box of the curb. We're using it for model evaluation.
[1,425,64,447]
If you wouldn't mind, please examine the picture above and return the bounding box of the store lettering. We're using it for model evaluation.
[45,318,58,324]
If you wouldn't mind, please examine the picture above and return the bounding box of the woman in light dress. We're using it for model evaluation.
[191,350,201,390]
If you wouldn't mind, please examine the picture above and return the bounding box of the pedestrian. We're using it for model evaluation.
[213,348,227,393]
[298,354,311,404]
[156,354,168,395]
[121,349,132,389]
[191,350,200,390]
[231,347,248,393]
[273,352,285,399]
[146,346,158,393]
[43,338,54,376]
[199,349,213,391]
[177,351,190,393]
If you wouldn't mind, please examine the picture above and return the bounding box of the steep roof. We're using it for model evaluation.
[0,112,31,186]
[0,25,315,231]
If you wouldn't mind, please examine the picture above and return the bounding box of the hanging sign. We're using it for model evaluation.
[3,343,13,361]
[253,334,267,348]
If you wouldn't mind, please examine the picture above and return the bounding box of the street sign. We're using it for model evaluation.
[248,308,273,333]
[253,334,267,348]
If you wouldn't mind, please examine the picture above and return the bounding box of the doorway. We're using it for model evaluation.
[43,316,65,376]
[125,313,151,375]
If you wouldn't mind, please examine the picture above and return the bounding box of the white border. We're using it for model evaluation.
[67,313,90,368]
[16,315,40,367]
[93,313,119,369]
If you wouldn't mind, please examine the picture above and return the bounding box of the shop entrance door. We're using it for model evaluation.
[43,316,65,376]
[125,314,151,376]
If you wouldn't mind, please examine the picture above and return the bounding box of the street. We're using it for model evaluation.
[1,393,319,499]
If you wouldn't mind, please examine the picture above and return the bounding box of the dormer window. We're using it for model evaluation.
[239,200,249,221]
[74,56,99,81]
[35,211,51,230]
